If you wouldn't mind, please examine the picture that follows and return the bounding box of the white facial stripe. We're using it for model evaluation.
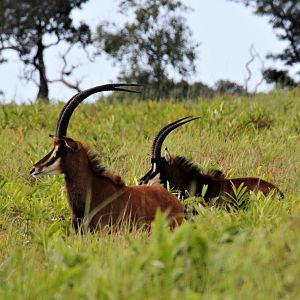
[32,158,62,177]
[47,145,59,162]
[43,157,61,173]
[164,149,171,162]
[147,172,161,185]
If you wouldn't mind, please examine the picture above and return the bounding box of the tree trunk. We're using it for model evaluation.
[34,40,49,103]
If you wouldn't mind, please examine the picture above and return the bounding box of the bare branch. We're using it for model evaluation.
[24,68,39,87]
[48,44,83,92]
[0,44,20,53]
[83,46,96,63]
[44,37,61,49]
[253,49,265,94]
[244,45,266,94]
[244,44,256,93]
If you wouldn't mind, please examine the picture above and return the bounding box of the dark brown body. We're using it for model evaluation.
[161,156,284,201]
[65,151,184,230]
[139,116,284,203]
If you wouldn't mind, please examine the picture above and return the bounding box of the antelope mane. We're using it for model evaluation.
[83,144,126,187]
[172,156,214,179]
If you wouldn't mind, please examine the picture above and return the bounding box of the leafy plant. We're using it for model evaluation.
[221,182,250,212]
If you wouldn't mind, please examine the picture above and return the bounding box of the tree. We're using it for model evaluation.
[95,0,199,99]
[0,0,92,103]
[214,80,246,95]
[230,1,300,69]
[263,68,297,88]
[167,80,215,100]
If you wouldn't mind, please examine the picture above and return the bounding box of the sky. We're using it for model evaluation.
[0,0,295,103]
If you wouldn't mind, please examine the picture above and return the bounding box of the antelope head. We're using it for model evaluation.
[31,83,141,178]
[139,116,199,186]
[30,136,82,177]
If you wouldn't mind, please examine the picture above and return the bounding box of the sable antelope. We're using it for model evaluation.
[139,117,284,202]
[30,84,184,231]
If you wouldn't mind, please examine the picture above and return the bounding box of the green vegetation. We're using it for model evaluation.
[1,91,300,299]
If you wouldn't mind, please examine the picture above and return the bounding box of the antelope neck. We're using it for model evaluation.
[63,159,93,219]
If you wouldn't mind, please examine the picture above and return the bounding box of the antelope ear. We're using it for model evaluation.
[164,147,171,163]
[61,137,79,152]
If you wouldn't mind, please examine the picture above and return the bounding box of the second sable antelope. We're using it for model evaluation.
[139,117,284,201]
[31,84,184,231]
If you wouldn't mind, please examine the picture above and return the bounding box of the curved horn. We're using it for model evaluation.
[151,116,200,159]
[151,116,192,157]
[55,83,142,137]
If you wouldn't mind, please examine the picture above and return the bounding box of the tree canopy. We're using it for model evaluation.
[0,0,92,102]
[263,68,297,88]
[231,0,300,69]
[95,0,199,99]
[214,80,246,95]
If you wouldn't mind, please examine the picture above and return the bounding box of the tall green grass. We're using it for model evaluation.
[0,90,300,299]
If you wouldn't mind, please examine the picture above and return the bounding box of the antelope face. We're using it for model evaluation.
[139,164,162,185]
[139,148,174,186]
[30,136,79,178]
[139,159,168,186]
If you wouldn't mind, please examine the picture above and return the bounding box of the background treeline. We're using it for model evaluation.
[0,0,300,102]
[106,79,248,101]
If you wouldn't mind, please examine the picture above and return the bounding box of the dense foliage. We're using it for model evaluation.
[0,91,300,298]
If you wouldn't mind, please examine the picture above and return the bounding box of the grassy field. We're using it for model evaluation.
[0,90,300,299]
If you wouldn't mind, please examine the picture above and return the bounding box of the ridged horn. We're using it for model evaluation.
[151,116,200,159]
[55,83,142,137]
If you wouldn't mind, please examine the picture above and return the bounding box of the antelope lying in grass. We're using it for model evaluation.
[30,84,184,231]
[139,117,284,203]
